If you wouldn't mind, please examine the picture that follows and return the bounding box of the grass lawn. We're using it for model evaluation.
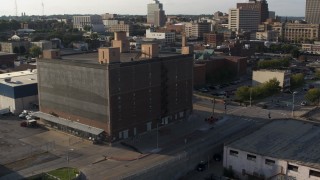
[47,167,79,180]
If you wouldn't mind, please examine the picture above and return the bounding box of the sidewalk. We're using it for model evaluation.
[121,107,215,155]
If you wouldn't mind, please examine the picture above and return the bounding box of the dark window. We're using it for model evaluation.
[310,170,320,177]
[247,154,256,161]
[229,150,238,157]
[265,159,275,166]
[288,164,298,172]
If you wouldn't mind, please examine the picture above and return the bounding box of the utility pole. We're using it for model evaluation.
[41,0,44,17]
[212,98,215,116]
[292,91,297,117]
[14,0,18,17]
[250,87,252,107]
[156,123,159,149]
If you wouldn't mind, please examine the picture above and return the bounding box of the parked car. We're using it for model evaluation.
[301,101,307,106]
[19,113,27,119]
[199,88,209,93]
[213,154,222,161]
[196,161,207,172]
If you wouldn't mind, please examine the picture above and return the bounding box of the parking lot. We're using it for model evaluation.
[0,116,50,177]
[196,78,252,100]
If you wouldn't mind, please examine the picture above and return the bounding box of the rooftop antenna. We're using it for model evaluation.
[41,0,44,16]
[15,0,18,17]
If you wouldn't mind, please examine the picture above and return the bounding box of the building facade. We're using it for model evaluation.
[101,13,117,20]
[0,41,30,54]
[73,15,103,31]
[184,22,211,38]
[272,23,320,43]
[36,46,193,143]
[0,70,38,114]
[306,0,320,24]
[252,70,291,90]
[0,52,16,68]
[256,30,278,41]
[147,0,166,27]
[228,8,260,33]
[203,33,224,47]
[302,42,320,54]
[237,0,269,23]
[109,21,132,36]
[31,40,53,50]
[146,29,176,44]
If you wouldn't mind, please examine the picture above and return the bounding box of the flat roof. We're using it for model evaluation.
[0,52,16,56]
[58,51,182,64]
[0,70,37,87]
[226,119,320,170]
[33,112,104,136]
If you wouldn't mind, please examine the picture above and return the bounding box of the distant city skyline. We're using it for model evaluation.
[0,0,305,17]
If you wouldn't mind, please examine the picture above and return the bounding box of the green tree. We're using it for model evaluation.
[290,73,304,89]
[315,70,320,80]
[257,58,290,69]
[13,47,19,54]
[235,78,281,102]
[19,46,26,54]
[29,46,42,58]
[261,78,281,96]
[235,86,250,102]
[83,25,91,32]
[305,88,320,105]
[291,48,300,58]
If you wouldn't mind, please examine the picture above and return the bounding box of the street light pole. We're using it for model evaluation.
[292,91,297,117]
[250,87,252,107]
[156,123,159,149]
[212,98,215,116]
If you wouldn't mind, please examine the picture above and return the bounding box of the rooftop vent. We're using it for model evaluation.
[4,77,11,82]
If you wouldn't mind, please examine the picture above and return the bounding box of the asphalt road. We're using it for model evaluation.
[0,102,267,180]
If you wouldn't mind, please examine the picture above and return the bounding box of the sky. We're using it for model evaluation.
[0,0,305,17]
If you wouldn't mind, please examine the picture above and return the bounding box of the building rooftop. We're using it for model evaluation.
[254,69,291,73]
[0,70,37,87]
[55,51,183,65]
[0,52,16,56]
[227,119,320,170]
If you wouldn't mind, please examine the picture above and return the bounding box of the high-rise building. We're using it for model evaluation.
[228,8,260,32]
[237,0,269,23]
[306,0,320,24]
[147,0,166,27]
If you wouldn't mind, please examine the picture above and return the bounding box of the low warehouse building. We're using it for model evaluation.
[224,119,320,180]
[0,70,38,114]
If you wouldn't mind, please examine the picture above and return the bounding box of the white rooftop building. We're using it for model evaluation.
[0,70,38,114]
[145,29,175,44]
